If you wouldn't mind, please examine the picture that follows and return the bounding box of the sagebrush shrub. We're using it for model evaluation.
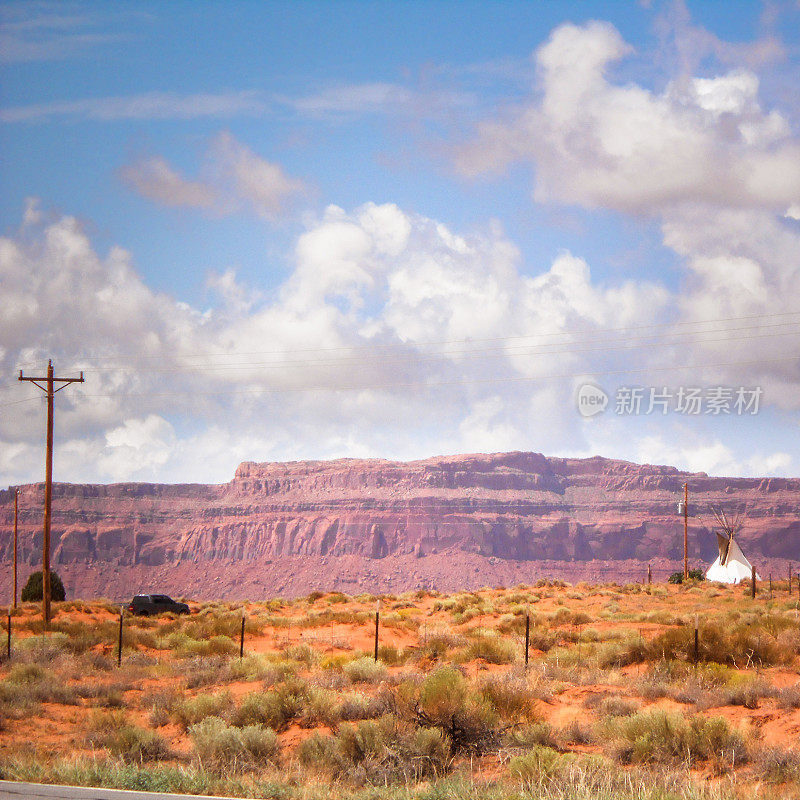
[231,679,309,731]
[188,716,278,771]
[298,716,451,785]
[342,656,387,684]
[398,667,501,754]
[172,691,233,729]
[602,710,749,767]
[508,745,561,787]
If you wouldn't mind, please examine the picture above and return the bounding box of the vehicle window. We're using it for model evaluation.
[154,595,172,603]
[134,595,149,602]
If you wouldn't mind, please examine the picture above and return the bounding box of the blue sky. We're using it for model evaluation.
[1,0,799,486]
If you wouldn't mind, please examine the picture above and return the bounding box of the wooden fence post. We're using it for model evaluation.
[693,615,699,663]
[374,600,380,662]
[751,565,757,599]
[240,616,245,660]
[117,608,123,667]
[524,607,530,667]
[6,612,10,661]
[647,564,652,585]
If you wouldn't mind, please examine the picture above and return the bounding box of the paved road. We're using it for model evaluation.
[0,781,246,800]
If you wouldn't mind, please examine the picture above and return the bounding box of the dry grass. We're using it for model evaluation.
[0,581,798,798]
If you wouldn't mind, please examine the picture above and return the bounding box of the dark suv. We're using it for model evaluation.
[127,594,189,616]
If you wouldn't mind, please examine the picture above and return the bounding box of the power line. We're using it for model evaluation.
[12,309,800,369]
[3,350,796,412]
[49,354,800,403]
[84,323,800,374]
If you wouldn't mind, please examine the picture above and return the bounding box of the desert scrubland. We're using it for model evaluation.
[0,580,799,799]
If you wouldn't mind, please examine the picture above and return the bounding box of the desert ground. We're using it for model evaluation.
[0,579,798,799]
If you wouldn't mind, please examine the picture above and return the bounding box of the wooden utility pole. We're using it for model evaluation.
[13,489,18,610]
[683,483,689,579]
[18,361,84,626]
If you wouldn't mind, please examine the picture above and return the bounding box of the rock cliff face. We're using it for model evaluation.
[1,452,798,599]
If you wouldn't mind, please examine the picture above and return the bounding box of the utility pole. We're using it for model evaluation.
[683,483,689,579]
[13,489,18,610]
[18,361,83,626]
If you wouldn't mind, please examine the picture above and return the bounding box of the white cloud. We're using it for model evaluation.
[0,199,665,485]
[0,91,268,123]
[634,434,795,479]
[1,197,796,487]
[286,83,415,116]
[455,21,800,214]
[452,18,800,417]
[121,134,307,219]
[0,5,132,64]
[212,132,307,219]
[119,157,216,209]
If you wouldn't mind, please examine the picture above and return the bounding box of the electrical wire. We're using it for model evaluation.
[11,309,800,369]
[2,352,796,410]
[36,320,795,375]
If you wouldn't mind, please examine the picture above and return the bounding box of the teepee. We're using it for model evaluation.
[705,508,759,584]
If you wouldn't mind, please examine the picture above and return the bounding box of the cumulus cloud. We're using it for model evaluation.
[2,194,796,487]
[455,21,800,214]
[121,133,307,218]
[0,199,673,486]
[452,17,800,423]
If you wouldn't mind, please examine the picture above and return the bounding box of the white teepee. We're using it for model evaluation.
[706,531,759,584]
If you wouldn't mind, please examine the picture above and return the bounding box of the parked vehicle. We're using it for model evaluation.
[127,594,189,616]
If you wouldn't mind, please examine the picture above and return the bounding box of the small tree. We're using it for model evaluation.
[21,570,66,603]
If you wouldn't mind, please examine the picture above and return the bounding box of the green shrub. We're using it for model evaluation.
[416,632,466,661]
[298,716,451,785]
[87,709,168,763]
[188,716,278,771]
[172,691,233,729]
[177,635,238,658]
[231,680,309,731]
[464,634,516,664]
[398,667,500,754]
[602,710,749,766]
[300,687,341,729]
[282,643,318,666]
[21,570,66,602]
[646,623,787,667]
[0,663,79,706]
[597,696,640,717]
[480,675,538,722]
[508,745,561,786]
[101,725,170,762]
[338,691,385,721]
[505,722,557,749]
[342,656,387,684]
